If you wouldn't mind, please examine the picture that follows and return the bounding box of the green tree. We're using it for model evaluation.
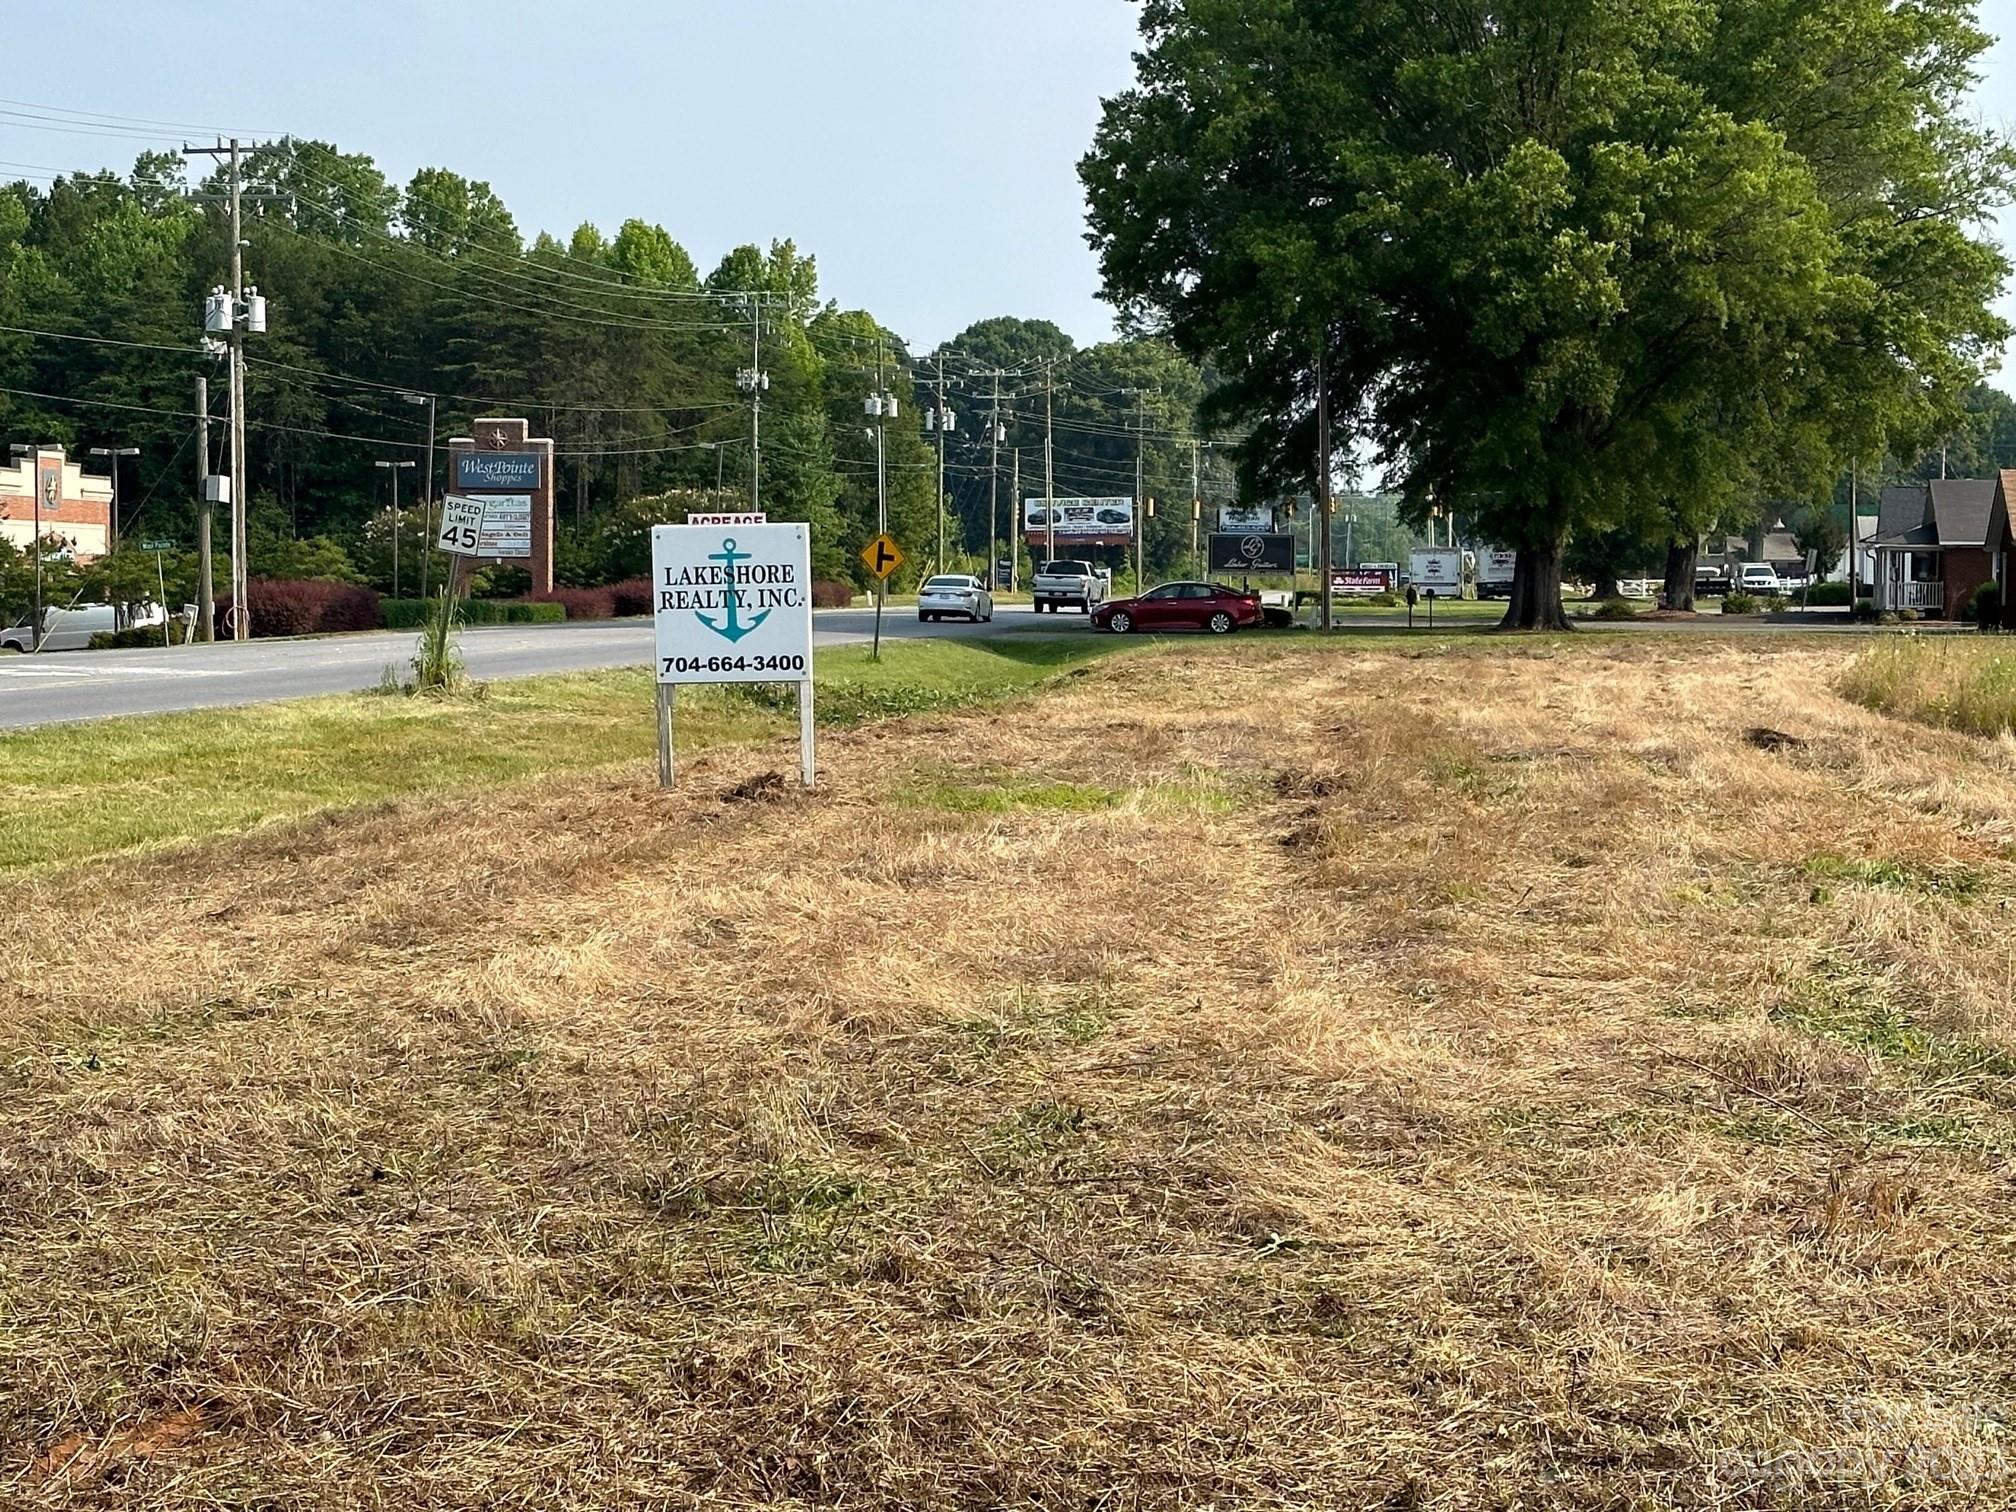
[1081,0,2011,629]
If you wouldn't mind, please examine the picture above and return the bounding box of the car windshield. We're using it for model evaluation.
[924,578,971,591]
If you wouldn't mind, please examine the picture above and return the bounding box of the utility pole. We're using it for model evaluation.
[184,137,262,639]
[88,445,139,557]
[1315,333,1333,632]
[986,370,1005,593]
[1849,462,1859,599]
[375,459,416,598]
[1011,447,1022,591]
[923,351,956,573]
[195,374,214,641]
[400,392,437,595]
[1120,388,1148,591]
[864,344,897,659]
[1190,438,1204,578]
[1043,360,1057,564]
[738,295,768,515]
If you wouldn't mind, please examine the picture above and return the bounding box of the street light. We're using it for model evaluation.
[374,459,417,598]
[8,443,40,651]
[711,440,731,505]
[398,393,437,595]
[87,445,140,556]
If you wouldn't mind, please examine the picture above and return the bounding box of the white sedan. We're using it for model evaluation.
[918,574,994,623]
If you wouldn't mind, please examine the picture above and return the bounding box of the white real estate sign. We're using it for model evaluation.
[650,522,815,787]
[437,493,532,558]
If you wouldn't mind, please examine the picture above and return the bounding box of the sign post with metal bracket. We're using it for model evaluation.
[652,523,816,790]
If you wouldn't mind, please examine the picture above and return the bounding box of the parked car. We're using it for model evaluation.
[1737,563,1782,596]
[917,574,993,623]
[1092,581,1262,635]
[1032,559,1108,614]
[0,603,118,653]
[1694,566,1731,597]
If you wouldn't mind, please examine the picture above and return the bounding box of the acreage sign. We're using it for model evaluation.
[651,522,815,788]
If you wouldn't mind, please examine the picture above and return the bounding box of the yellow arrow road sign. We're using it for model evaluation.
[861,532,904,581]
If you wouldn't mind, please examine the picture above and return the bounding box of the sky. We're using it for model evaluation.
[4,0,2015,364]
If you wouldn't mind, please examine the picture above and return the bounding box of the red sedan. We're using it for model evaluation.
[1091,581,1263,635]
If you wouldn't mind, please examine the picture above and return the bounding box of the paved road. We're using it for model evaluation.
[0,606,1057,730]
[0,603,1898,731]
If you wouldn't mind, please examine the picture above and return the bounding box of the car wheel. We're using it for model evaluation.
[1208,611,1235,635]
[1108,611,1133,634]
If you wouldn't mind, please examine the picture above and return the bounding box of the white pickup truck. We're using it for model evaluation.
[1032,559,1109,614]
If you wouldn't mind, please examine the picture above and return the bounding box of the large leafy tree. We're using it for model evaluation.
[1082,0,2010,628]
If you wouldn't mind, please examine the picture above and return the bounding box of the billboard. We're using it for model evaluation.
[1207,532,1295,572]
[1218,502,1275,533]
[1024,496,1133,546]
[455,451,543,491]
[1409,549,1463,593]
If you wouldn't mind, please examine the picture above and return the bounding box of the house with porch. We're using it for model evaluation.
[1868,478,2008,618]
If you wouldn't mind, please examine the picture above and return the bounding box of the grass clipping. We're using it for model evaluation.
[6,635,2016,1507]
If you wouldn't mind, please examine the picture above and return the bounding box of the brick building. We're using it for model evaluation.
[0,446,114,561]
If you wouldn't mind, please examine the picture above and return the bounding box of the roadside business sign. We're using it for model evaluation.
[861,532,904,582]
[1207,531,1295,573]
[1218,502,1275,533]
[454,451,543,491]
[651,522,815,789]
[1409,549,1463,594]
[476,494,532,557]
[1333,568,1394,596]
[687,511,767,527]
[1024,496,1133,546]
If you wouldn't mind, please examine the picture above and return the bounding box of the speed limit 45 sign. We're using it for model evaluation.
[437,496,484,556]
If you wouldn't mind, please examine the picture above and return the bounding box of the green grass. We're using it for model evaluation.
[1801,852,1986,900]
[0,638,1126,874]
[1838,637,2016,736]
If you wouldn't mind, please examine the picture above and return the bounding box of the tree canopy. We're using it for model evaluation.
[1081,0,2012,626]
[0,145,1250,609]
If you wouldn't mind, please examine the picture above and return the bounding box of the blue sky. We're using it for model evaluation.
[5,0,2015,365]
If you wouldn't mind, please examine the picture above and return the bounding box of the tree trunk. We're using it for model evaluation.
[1594,570,1621,602]
[1500,534,1573,631]
[1661,540,1698,611]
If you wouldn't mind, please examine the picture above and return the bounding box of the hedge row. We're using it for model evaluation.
[382,598,565,629]
[217,580,382,638]
[191,571,849,640]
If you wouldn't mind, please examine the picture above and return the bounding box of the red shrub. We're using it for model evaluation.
[531,585,616,620]
[811,579,854,609]
[218,579,381,638]
[608,578,654,617]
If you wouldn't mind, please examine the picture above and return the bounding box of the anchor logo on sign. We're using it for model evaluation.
[696,537,772,644]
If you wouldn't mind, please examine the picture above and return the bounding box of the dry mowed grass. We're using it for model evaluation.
[6,636,2016,1508]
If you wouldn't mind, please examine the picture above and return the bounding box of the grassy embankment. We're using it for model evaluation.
[0,638,1120,873]
[7,634,2016,1505]
[1839,635,2016,736]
